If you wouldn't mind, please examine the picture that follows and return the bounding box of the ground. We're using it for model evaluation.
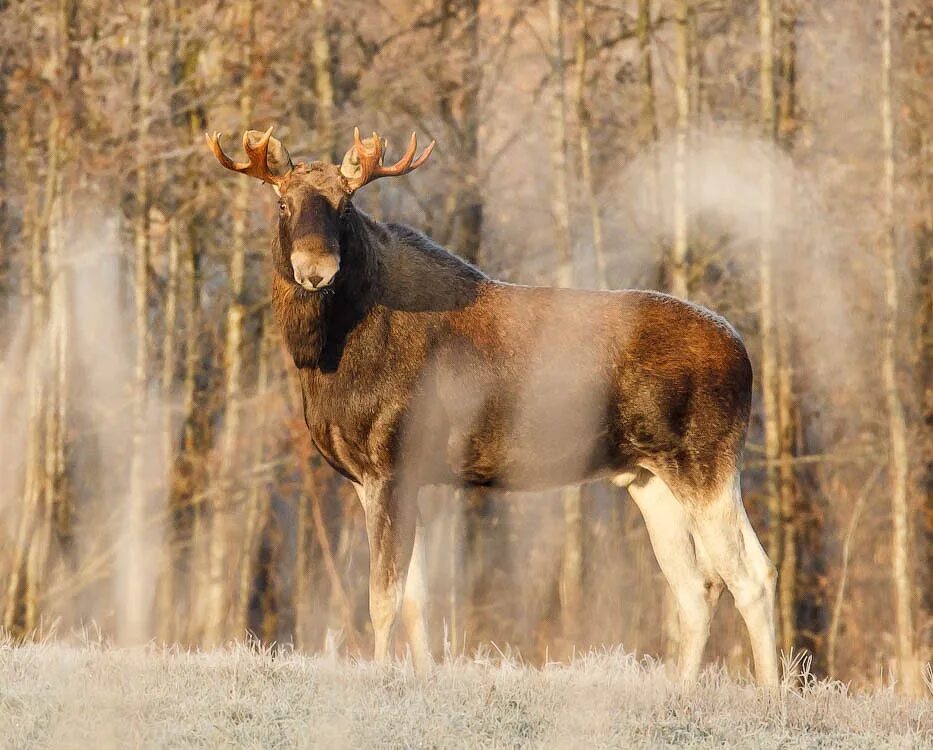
[1,639,929,748]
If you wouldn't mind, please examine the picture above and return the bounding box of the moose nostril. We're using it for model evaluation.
[307,273,324,288]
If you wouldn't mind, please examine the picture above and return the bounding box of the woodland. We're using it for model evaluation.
[0,0,929,694]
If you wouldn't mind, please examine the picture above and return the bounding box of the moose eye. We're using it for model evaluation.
[278,201,287,214]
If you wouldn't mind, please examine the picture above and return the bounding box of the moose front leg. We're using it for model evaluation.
[355,478,420,670]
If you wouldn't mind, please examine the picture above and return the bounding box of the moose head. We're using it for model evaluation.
[206,126,435,292]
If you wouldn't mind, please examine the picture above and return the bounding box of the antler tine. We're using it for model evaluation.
[345,127,436,192]
[206,125,284,185]
[243,125,272,161]
[407,134,435,171]
[242,126,277,183]
[206,131,248,172]
[375,132,436,177]
[378,132,418,175]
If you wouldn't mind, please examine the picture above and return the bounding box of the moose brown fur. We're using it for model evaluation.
[207,127,779,685]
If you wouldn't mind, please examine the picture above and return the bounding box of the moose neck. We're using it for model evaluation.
[272,204,380,371]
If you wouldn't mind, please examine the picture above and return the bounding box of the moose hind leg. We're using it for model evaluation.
[401,511,432,675]
[693,475,779,687]
[626,473,721,683]
[357,479,417,666]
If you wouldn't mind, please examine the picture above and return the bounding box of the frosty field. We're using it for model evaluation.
[1,640,929,749]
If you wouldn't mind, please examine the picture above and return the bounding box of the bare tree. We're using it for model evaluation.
[120,0,154,645]
[879,0,919,696]
[310,0,336,158]
[205,0,257,647]
[3,123,47,634]
[546,0,585,644]
[670,0,690,299]
[574,0,605,287]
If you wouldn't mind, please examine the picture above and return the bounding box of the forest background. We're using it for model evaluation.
[0,0,929,694]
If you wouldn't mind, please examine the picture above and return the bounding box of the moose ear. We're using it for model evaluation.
[243,129,293,177]
[339,135,387,183]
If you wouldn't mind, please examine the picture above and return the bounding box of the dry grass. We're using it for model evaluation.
[0,638,929,749]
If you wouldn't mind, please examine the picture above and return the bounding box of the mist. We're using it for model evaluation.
[0,0,927,697]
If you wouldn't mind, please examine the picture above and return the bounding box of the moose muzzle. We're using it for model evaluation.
[291,248,339,292]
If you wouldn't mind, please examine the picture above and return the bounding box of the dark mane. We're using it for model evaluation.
[339,208,486,314]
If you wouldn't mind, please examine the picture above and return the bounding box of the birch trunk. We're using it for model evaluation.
[310,0,335,159]
[574,0,605,288]
[775,0,799,660]
[121,0,153,644]
[777,0,797,147]
[36,160,69,603]
[156,216,181,642]
[204,0,255,647]
[759,0,798,655]
[757,0,780,621]
[547,0,584,644]
[637,0,663,291]
[0,6,6,261]
[178,40,208,644]
[294,482,313,651]
[879,0,919,695]
[234,310,272,634]
[155,0,185,643]
[22,0,74,634]
[459,0,483,264]
[446,0,505,646]
[637,0,658,145]
[3,127,48,634]
[180,211,205,640]
[658,0,693,659]
[670,0,690,299]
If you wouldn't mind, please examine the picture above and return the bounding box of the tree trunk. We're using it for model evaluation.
[294,476,314,651]
[777,0,798,147]
[234,310,273,635]
[657,0,693,661]
[156,0,184,642]
[637,0,658,144]
[204,0,256,647]
[121,0,153,645]
[759,0,798,656]
[310,0,335,160]
[156,216,181,642]
[0,0,7,268]
[16,0,75,636]
[670,0,690,299]
[775,0,799,661]
[3,127,47,635]
[178,42,208,646]
[457,0,484,265]
[547,0,584,645]
[574,0,605,288]
[757,0,780,610]
[879,0,919,695]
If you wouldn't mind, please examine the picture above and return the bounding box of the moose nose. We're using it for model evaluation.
[291,250,338,291]
[294,268,325,289]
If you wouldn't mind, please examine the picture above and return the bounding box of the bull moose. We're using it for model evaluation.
[206,126,778,686]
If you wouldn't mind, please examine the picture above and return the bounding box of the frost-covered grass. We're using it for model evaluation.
[0,640,929,749]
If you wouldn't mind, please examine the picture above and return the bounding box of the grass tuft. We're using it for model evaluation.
[0,639,929,748]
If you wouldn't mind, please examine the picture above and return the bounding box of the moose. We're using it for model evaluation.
[206,126,779,686]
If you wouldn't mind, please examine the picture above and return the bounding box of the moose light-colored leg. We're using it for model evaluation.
[693,475,779,686]
[356,479,417,667]
[626,473,721,683]
[401,511,432,675]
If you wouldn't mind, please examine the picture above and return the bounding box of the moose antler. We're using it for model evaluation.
[341,127,435,193]
[205,126,291,185]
